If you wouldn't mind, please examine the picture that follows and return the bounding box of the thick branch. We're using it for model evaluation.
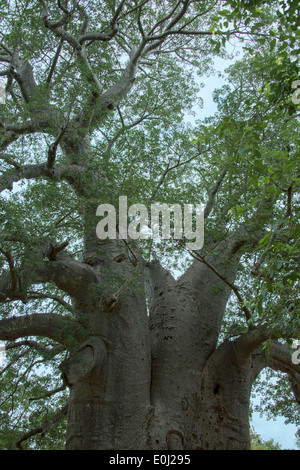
[29,384,67,402]
[98,45,144,112]
[0,163,47,192]
[235,327,300,363]
[250,341,300,405]
[0,242,98,307]
[47,126,67,168]
[0,246,18,292]
[27,290,74,313]
[0,121,36,134]
[189,251,251,322]
[204,169,227,218]
[77,1,209,127]
[263,341,300,376]
[0,161,85,193]
[36,256,99,301]
[40,0,80,50]
[78,29,119,44]
[0,313,81,348]
[5,339,65,356]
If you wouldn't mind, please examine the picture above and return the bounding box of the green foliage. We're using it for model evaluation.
[195,31,300,446]
[193,44,300,333]
[250,427,281,450]
[0,341,67,450]
[252,369,300,449]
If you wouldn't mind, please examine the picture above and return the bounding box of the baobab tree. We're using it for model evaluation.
[0,0,299,450]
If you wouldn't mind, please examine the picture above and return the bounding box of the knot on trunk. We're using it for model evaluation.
[60,336,107,388]
[166,429,184,450]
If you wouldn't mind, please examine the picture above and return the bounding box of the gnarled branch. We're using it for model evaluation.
[16,403,68,450]
[0,313,81,348]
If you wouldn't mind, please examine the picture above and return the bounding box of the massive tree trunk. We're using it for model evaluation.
[58,227,255,450]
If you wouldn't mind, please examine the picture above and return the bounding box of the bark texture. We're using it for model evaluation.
[53,240,258,449]
[57,262,251,450]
